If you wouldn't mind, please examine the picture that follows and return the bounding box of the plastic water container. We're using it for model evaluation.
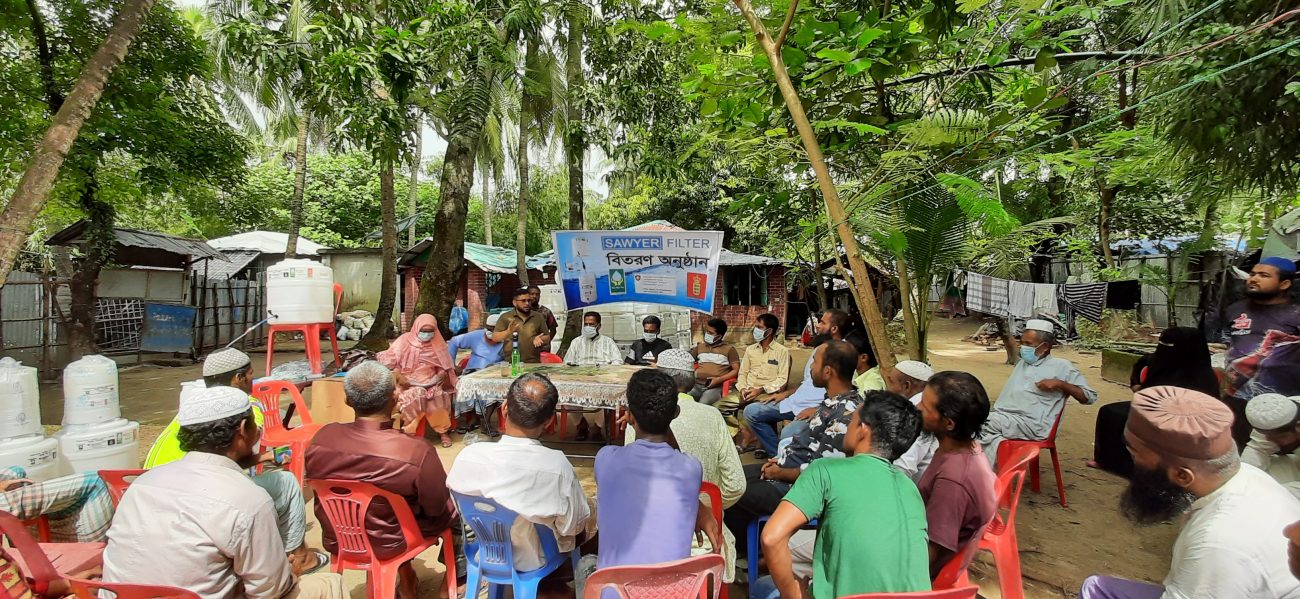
[0,358,41,440]
[266,258,335,324]
[54,419,140,474]
[0,435,62,482]
[62,355,120,426]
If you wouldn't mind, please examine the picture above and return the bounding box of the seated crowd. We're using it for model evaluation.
[8,285,1300,599]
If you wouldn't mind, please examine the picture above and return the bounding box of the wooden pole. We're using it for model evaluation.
[732,0,896,370]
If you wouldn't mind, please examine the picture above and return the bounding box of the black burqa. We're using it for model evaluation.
[1092,327,1221,477]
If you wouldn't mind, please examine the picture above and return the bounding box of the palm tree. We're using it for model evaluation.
[205,0,321,257]
[475,80,518,246]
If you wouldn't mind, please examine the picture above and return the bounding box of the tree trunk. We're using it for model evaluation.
[408,121,422,248]
[24,0,64,112]
[0,0,157,288]
[416,135,478,328]
[812,234,829,312]
[360,159,399,348]
[733,0,896,372]
[286,112,310,258]
[516,37,537,283]
[558,7,585,357]
[68,170,114,359]
[896,257,921,360]
[482,163,493,246]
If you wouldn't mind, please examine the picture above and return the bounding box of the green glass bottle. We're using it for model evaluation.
[510,331,521,377]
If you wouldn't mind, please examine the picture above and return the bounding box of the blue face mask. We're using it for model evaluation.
[753,327,767,343]
[1019,344,1042,365]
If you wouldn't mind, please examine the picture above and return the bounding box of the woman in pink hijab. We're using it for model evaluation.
[377,314,459,447]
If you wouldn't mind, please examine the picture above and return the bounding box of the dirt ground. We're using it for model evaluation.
[33,319,1173,598]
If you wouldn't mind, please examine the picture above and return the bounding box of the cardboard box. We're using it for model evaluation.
[309,378,354,424]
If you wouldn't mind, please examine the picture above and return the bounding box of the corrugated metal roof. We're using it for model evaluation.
[206,231,326,255]
[46,220,224,260]
[202,250,261,280]
[400,239,552,273]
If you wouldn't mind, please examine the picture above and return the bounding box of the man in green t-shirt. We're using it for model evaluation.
[143,348,327,576]
[757,391,930,599]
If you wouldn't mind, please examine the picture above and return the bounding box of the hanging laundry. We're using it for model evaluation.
[1032,283,1059,319]
[1007,281,1036,319]
[1105,280,1142,310]
[966,272,1010,316]
[1058,283,1107,324]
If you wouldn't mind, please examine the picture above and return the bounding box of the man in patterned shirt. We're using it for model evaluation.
[722,340,878,560]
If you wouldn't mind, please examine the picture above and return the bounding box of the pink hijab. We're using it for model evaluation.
[379,314,458,387]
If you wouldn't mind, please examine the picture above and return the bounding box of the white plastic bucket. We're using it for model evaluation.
[54,419,140,474]
[62,355,120,426]
[0,435,63,482]
[0,358,41,439]
[266,259,335,324]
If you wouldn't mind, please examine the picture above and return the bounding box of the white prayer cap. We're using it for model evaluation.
[656,349,696,372]
[895,360,934,382]
[202,348,251,377]
[1024,319,1054,334]
[1246,393,1300,431]
[486,313,501,327]
[178,385,251,426]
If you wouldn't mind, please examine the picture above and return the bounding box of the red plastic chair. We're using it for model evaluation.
[23,516,52,542]
[98,469,147,507]
[996,404,1068,507]
[698,483,728,599]
[973,446,1041,599]
[266,283,343,376]
[540,352,564,364]
[582,554,725,599]
[307,479,457,599]
[252,380,324,485]
[931,522,989,590]
[67,577,200,598]
[838,586,980,599]
[0,511,104,597]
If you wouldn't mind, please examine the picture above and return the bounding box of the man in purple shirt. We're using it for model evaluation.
[590,369,721,580]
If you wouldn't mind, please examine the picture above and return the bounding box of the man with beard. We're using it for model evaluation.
[1244,393,1300,500]
[1222,257,1300,447]
[493,287,553,363]
[1080,385,1300,599]
[743,309,852,457]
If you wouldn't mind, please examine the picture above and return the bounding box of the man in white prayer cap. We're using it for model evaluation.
[1244,393,1300,500]
[103,387,344,599]
[978,319,1098,469]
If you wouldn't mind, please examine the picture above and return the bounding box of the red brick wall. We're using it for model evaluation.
[690,265,788,343]
[401,267,479,331]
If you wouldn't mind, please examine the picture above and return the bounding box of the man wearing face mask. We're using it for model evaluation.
[725,313,791,452]
[103,386,345,598]
[1079,386,1300,599]
[626,315,673,365]
[690,318,741,406]
[978,319,1097,469]
[563,311,623,366]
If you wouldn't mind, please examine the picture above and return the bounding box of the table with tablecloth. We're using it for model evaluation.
[454,364,646,417]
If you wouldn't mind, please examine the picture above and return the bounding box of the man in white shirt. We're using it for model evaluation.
[563,311,622,366]
[980,319,1098,468]
[889,361,938,481]
[102,387,342,599]
[1080,386,1300,599]
[448,373,596,573]
[1243,393,1300,500]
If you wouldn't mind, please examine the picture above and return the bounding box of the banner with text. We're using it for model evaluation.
[551,230,723,313]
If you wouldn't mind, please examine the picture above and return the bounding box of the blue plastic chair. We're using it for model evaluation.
[453,491,581,599]
[746,516,819,589]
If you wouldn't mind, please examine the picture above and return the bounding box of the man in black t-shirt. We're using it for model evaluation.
[625,315,673,365]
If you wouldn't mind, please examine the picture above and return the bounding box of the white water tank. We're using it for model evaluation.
[54,418,140,474]
[0,435,62,482]
[266,259,335,324]
[62,355,120,426]
[0,358,41,440]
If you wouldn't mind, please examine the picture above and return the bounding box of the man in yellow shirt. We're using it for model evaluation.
[721,314,791,451]
[144,348,326,575]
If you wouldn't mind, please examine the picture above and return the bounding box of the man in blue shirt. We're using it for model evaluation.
[448,313,506,436]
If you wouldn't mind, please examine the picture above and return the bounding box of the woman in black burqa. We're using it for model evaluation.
[1090,326,1222,477]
